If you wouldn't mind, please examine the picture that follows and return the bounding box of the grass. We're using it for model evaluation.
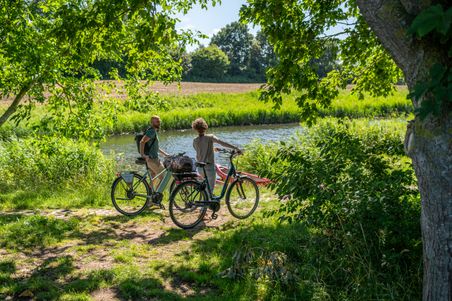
[1,86,412,136]
[0,194,420,300]
[112,87,411,134]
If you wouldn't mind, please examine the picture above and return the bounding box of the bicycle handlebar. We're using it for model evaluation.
[215,148,242,156]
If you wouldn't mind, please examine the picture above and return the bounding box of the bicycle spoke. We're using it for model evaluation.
[227,178,259,219]
[112,174,149,216]
[170,182,207,229]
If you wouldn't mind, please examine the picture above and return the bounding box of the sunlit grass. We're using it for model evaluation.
[1,87,412,136]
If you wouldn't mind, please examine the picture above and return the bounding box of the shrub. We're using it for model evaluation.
[241,118,422,299]
[0,136,115,193]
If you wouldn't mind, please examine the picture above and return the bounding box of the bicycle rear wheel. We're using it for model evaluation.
[111,173,150,216]
[226,177,260,219]
[169,180,208,229]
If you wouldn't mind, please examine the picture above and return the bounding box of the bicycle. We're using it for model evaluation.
[111,153,194,216]
[168,148,260,229]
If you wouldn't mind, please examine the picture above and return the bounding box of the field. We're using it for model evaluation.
[0,82,412,136]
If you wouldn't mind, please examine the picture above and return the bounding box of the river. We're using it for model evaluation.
[101,123,302,168]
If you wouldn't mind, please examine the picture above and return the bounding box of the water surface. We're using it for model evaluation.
[102,123,302,168]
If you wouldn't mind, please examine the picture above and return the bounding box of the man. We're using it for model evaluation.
[140,115,169,186]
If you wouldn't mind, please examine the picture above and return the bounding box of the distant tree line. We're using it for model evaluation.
[94,21,340,83]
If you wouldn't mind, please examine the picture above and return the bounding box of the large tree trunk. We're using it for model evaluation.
[356,0,452,300]
[407,114,452,300]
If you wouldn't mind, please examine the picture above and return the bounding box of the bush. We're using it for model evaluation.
[0,136,115,193]
[240,118,422,299]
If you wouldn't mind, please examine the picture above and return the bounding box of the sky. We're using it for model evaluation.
[175,0,257,52]
[175,1,349,52]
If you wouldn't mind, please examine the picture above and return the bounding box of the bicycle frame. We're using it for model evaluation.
[204,155,237,201]
[129,166,172,198]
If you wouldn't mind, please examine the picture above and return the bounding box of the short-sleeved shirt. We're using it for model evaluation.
[145,127,159,159]
[193,134,219,164]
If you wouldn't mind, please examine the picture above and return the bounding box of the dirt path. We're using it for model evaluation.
[0,206,247,300]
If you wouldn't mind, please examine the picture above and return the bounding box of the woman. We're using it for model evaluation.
[192,118,241,192]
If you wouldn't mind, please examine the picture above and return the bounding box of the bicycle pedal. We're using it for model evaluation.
[211,213,218,220]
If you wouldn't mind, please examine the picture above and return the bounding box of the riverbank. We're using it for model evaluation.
[0,87,411,137]
[110,88,412,134]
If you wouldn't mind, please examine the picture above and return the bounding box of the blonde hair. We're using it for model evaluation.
[150,115,160,123]
[192,118,208,133]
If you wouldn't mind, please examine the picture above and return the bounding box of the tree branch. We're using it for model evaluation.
[356,0,433,88]
[319,31,348,39]
[0,84,32,127]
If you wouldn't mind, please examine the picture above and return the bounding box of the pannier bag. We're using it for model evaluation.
[164,155,196,173]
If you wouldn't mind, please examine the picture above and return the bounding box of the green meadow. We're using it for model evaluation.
[0,86,411,137]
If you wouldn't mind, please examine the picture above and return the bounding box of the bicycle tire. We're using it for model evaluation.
[169,179,176,194]
[169,180,208,229]
[111,173,150,216]
[226,176,260,219]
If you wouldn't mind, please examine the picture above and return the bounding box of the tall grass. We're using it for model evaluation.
[0,136,115,210]
[1,87,412,136]
[114,88,412,133]
[236,118,421,300]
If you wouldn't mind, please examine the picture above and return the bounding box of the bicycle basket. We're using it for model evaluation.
[164,155,196,173]
[121,172,135,185]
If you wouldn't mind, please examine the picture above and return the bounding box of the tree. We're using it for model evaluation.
[255,31,277,71]
[247,32,278,81]
[186,45,230,80]
[241,0,451,299]
[0,0,217,134]
[211,21,254,76]
[310,39,340,78]
[247,40,265,81]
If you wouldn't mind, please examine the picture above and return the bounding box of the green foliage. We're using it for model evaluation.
[211,21,254,76]
[408,4,452,118]
[408,4,452,37]
[186,45,230,80]
[240,1,404,124]
[0,136,115,194]
[239,119,422,299]
[0,0,219,135]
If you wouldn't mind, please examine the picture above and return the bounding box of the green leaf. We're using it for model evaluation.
[408,4,444,37]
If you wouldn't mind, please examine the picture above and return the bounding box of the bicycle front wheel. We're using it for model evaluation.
[226,177,260,219]
[169,180,208,229]
[111,173,150,216]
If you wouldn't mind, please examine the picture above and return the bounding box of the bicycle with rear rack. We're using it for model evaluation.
[111,153,195,216]
[168,148,260,229]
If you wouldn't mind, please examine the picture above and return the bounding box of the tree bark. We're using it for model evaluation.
[0,85,31,127]
[356,0,452,300]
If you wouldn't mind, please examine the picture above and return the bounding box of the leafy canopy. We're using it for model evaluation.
[240,0,403,124]
[0,0,218,139]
